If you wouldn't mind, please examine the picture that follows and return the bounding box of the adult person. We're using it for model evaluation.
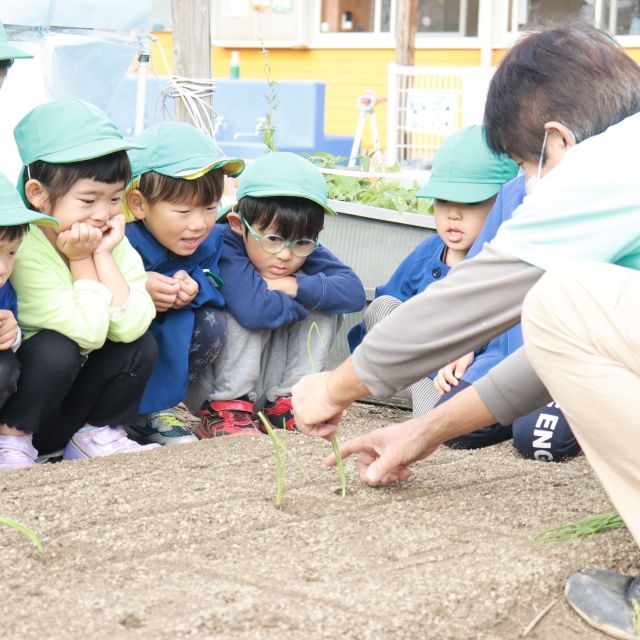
[523,263,640,639]
[292,25,640,638]
[0,21,32,89]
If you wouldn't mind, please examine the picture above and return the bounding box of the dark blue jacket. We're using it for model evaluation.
[347,174,526,384]
[0,282,18,317]
[212,223,366,330]
[126,221,225,413]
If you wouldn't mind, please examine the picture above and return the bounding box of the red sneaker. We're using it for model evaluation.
[197,399,261,438]
[261,396,297,432]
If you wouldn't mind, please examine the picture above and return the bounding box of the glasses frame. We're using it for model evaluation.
[239,213,319,257]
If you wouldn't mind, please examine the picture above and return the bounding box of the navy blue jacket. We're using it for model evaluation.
[0,282,17,317]
[126,221,225,413]
[212,223,366,330]
[347,175,526,384]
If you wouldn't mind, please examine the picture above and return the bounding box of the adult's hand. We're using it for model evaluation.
[325,417,440,485]
[292,357,372,439]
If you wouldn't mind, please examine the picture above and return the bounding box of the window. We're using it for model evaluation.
[319,0,478,35]
[508,0,640,36]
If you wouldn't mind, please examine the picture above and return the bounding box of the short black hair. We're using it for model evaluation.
[24,151,131,211]
[236,195,324,240]
[484,25,640,162]
[0,59,14,72]
[138,169,224,208]
[0,224,28,243]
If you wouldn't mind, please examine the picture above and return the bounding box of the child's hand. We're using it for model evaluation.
[94,213,126,255]
[57,222,102,261]
[0,309,19,350]
[146,271,180,312]
[434,351,474,395]
[172,270,199,309]
[263,276,298,297]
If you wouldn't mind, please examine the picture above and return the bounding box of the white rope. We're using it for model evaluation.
[149,35,217,139]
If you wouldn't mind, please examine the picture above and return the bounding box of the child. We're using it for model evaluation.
[186,152,366,436]
[0,99,159,469]
[349,125,577,461]
[0,173,59,467]
[123,121,244,445]
[0,21,32,90]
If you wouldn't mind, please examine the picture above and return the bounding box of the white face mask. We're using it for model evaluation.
[524,130,549,195]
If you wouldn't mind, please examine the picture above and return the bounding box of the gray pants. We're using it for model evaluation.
[364,296,440,417]
[185,310,340,414]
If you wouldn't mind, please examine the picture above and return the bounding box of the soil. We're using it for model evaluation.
[0,403,637,640]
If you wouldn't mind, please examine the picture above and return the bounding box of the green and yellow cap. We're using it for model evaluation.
[0,171,57,228]
[0,22,33,60]
[127,121,245,183]
[14,99,144,202]
[218,151,335,220]
[417,125,517,203]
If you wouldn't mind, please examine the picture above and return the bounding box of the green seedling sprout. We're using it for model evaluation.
[532,511,625,544]
[307,321,347,497]
[257,411,286,507]
[0,517,43,553]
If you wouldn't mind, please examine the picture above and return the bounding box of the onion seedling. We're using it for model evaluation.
[0,517,43,553]
[532,511,625,544]
[307,321,347,497]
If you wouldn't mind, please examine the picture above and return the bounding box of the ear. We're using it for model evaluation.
[126,189,148,221]
[227,211,244,237]
[24,179,50,213]
[544,121,576,150]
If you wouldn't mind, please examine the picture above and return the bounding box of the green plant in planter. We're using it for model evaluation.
[0,517,43,552]
[303,152,434,216]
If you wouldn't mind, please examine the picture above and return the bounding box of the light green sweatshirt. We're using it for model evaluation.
[11,225,156,352]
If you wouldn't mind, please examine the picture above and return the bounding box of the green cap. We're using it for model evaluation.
[0,171,57,228]
[14,99,144,202]
[0,22,33,60]
[128,122,245,182]
[417,125,517,203]
[218,151,335,220]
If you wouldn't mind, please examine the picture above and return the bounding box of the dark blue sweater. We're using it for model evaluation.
[212,223,366,330]
[126,221,225,413]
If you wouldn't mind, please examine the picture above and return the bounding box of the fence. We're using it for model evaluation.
[386,63,494,167]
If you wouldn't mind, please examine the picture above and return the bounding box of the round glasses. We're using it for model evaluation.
[241,215,319,257]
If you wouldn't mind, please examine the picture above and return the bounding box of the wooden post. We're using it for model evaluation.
[395,0,418,66]
[171,0,212,123]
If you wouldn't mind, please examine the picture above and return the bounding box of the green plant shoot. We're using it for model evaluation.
[0,517,44,553]
[307,321,347,497]
[532,511,625,544]
[259,46,278,152]
[257,411,285,507]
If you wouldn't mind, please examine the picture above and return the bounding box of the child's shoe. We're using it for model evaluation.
[63,426,160,460]
[126,411,198,446]
[197,400,261,438]
[261,396,297,432]
[0,434,37,470]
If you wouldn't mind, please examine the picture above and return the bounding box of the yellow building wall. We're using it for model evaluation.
[151,33,640,156]
[151,33,480,154]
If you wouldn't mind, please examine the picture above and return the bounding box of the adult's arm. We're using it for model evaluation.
[473,346,552,425]
[353,243,544,397]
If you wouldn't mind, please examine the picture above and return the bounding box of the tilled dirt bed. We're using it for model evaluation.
[0,403,637,640]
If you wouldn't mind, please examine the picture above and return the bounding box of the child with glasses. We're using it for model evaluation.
[186,152,365,436]
[123,121,245,445]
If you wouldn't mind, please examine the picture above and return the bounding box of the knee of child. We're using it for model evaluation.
[0,350,20,396]
[364,295,401,330]
[37,330,84,373]
[512,409,580,462]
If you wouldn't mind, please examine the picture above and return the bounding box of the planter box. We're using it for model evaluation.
[320,199,436,373]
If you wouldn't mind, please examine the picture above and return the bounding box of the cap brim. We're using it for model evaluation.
[2,206,58,228]
[0,44,33,59]
[217,189,336,222]
[175,158,245,180]
[42,137,145,165]
[416,180,501,204]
